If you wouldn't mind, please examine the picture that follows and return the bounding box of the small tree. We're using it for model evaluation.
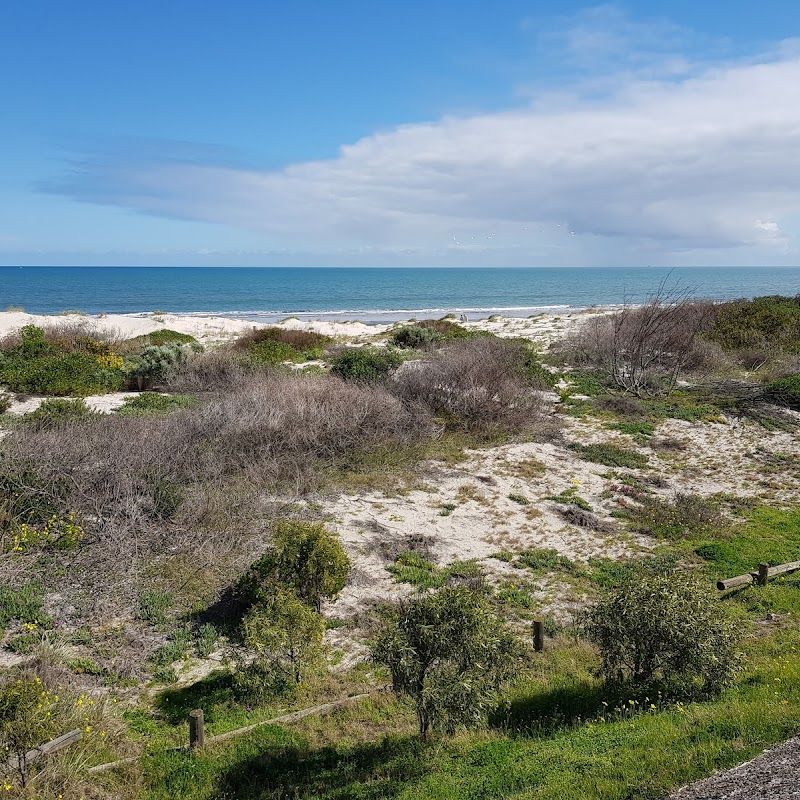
[370,585,527,739]
[0,677,57,787]
[235,587,325,702]
[584,572,740,698]
[244,520,350,612]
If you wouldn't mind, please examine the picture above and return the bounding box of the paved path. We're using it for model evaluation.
[668,736,800,799]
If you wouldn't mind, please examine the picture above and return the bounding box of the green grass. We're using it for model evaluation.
[139,627,800,800]
[516,548,577,574]
[117,392,194,416]
[567,442,649,469]
[0,582,50,632]
[387,553,483,590]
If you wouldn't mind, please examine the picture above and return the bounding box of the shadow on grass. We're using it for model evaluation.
[146,730,429,800]
[493,680,608,736]
[215,734,427,800]
[156,670,238,725]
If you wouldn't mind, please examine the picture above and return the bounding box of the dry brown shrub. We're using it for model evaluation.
[167,346,263,393]
[555,292,716,395]
[233,326,332,351]
[0,318,123,351]
[556,505,617,533]
[389,338,544,433]
[593,395,646,417]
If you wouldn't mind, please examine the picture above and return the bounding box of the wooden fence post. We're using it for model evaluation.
[533,619,544,652]
[758,562,770,587]
[189,709,205,750]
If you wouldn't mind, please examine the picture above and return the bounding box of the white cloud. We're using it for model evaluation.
[48,26,800,265]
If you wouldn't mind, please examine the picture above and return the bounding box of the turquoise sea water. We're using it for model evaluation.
[1,266,799,322]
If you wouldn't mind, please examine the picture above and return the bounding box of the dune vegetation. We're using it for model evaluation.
[0,296,799,799]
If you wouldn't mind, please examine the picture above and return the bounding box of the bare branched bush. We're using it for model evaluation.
[167,347,263,393]
[0,318,123,352]
[556,285,713,397]
[389,338,544,433]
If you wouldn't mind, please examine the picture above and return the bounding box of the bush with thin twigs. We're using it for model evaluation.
[0,374,432,591]
[555,286,713,396]
[389,337,546,433]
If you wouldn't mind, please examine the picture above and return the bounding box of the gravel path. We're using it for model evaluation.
[668,736,800,799]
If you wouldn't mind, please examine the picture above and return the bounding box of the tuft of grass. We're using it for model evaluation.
[508,493,530,505]
[517,548,577,574]
[139,590,174,624]
[549,488,592,511]
[568,442,649,469]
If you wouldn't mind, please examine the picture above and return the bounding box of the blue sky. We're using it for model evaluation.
[2,1,800,266]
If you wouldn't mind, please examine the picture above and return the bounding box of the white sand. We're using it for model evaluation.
[0,308,608,348]
[0,311,388,345]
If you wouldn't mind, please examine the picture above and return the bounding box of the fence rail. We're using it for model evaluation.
[717,560,800,591]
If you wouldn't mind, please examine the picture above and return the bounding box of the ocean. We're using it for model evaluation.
[1,266,799,323]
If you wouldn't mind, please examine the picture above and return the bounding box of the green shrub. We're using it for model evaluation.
[330,347,402,383]
[127,329,198,348]
[21,398,94,430]
[549,488,593,511]
[235,327,332,362]
[67,657,104,675]
[124,344,186,390]
[390,326,440,349]
[247,339,302,365]
[0,583,49,633]
[194,624,219,658]
[622,493,725,540]
[234,586,325,702]
[0,325,125,395]
[508,493,529,505]
[370,584,527,738]
[0,351,123,395]
[0,677,58,784]
[583,572,740,698]
[150,629,193,668]
[242,520,350,612]
[568,442,649,469]
[116,392,193,416]
[707,295,800,352]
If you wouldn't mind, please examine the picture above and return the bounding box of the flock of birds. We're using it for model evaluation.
[451,223,578,246]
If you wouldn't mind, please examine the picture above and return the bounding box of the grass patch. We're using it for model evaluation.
[387,553,483,590]
[140,628,800,800]
[548,488,592,512]
[117,392,194,416]
[517,548,578,574]
[568,442,649,469]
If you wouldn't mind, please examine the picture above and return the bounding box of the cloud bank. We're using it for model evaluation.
[45,17,800,265]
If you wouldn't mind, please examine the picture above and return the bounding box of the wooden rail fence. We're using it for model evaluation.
[717,560,800,591]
